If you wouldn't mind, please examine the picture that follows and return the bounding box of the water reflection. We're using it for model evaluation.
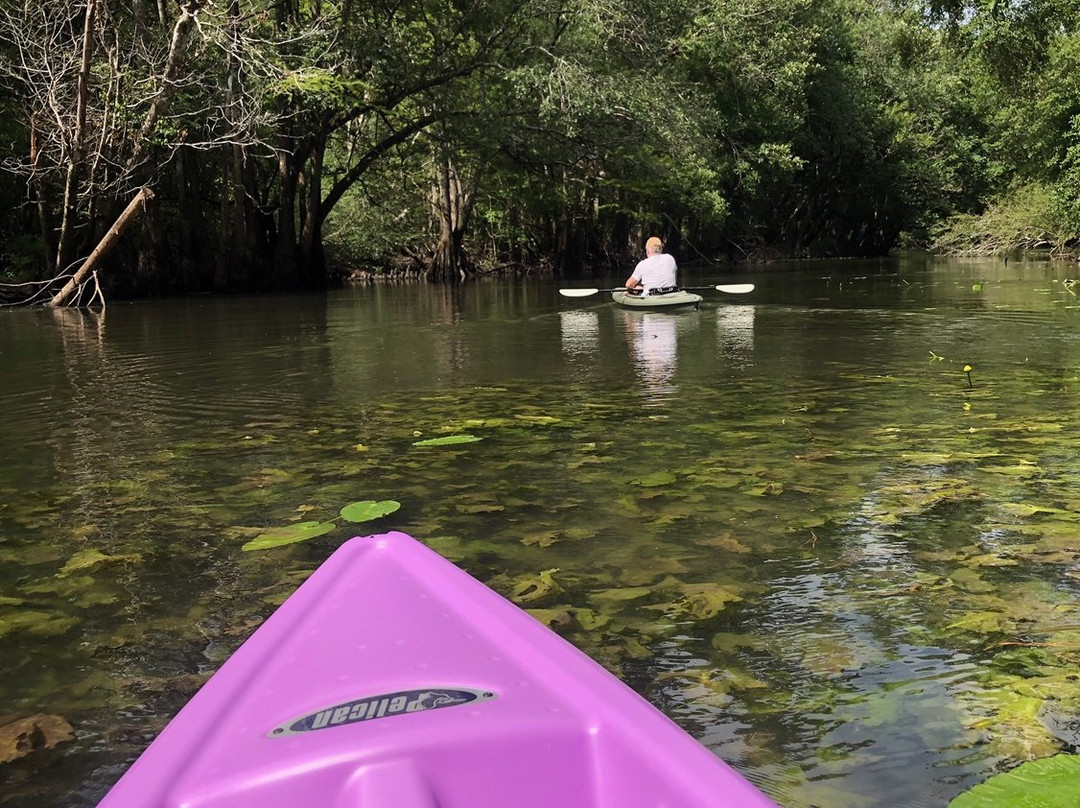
[716,303,755,364]
[559,309,600,359]
[623,311,679,403]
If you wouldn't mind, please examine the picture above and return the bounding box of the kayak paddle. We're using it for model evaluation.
[558,284,754,298]
[681,284,755,294]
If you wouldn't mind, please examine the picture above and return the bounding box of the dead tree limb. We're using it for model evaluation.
[47,186,154,308]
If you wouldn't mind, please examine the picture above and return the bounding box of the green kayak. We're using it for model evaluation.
[611,289,703,310]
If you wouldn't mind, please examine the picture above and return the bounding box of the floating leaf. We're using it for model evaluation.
[339,500,401,523]
[412,434,483,447]
[241,521,336,551]
[947,754,1080,807]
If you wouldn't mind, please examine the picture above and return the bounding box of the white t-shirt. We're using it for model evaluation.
[630,253,677,291]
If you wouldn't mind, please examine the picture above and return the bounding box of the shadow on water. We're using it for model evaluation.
[5,260,1080,806]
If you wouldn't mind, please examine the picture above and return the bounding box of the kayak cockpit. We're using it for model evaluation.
[611,289,702,310]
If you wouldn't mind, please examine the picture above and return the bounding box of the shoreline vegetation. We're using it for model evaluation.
[0,0,1079,303]
[927,188,1080,261]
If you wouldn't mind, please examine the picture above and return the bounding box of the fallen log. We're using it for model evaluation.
[47,186,153,308]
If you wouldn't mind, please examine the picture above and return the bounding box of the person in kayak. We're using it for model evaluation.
[624,236,677,295]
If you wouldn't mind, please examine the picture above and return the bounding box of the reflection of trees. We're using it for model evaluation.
[329,282,567,396]
[49,307,159,527]
[5,301,341,744]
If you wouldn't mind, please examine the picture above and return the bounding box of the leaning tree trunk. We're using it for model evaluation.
[47,187,153,307]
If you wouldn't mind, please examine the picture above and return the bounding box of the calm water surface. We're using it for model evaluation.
[4,257,1080,807]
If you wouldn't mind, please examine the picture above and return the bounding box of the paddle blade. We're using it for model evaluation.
[715,284,755,294]
[558,288,602,297]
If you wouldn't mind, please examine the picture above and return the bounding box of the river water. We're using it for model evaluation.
[4,256,1080,807]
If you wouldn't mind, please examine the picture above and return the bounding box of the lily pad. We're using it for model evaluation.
[339,500,401,523]
[947,754,1080,807]
[241,521,337,551]
[412,434,483,447]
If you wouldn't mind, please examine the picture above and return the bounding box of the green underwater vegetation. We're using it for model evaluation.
[6,284,1080,805]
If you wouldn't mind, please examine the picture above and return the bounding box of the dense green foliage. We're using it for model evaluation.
[0,0,1077,293]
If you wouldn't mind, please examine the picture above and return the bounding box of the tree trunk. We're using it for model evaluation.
[55,0,97,274]
[428,155,476,282]
[175,147,207,289]
[136,190,170,293]
[298,132,328,288]
[273,144,301,288]
[48,187,153,307]
[127,0,201,175]
[29,115,55,264]
[216,0,266,290]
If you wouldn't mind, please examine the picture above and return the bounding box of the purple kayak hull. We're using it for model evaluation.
[97,531,779,807]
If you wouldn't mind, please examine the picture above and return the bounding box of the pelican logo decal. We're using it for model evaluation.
[269,688,496,737]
